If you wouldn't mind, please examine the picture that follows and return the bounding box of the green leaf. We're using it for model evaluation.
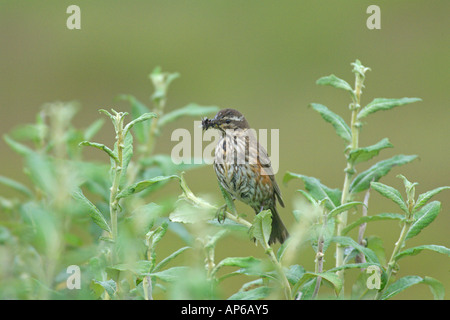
[84,118,105,141]
[170,174,217,222]
[328,201,365,218]
[422,276,445,300]
[295,189,318,206]
[350,155,417,193]
[128,202,163,236]
[284,172,341,210]
[396,244,450,261]
[380,275,444,300]
[357,97,421,119]
[332,236,379,263]
[348,138,393,165]
[204,230,229,250]
[169,201,215,224]
[328,262,382,273]
[249,210,272,246]
[228,286,271,300]
[118,131,133,187]
[380,275,423,300]
[397,174,418,205]
[316,74,355,100]
[285,265,306,285]
[25,152,56,195]
[110,260,152,275]
[218,260,272,282]
[216,256,261,269]
[366,236,387,266]
[118,94,151,143]
[140,154,207,175]
[309,103,351,143]
[396,174,418,194]
[0,175,33,198]
[293,271,343,296]
[309,214,336,255]
[405,201,441,240]
[296,279,316,300]
[20,202,59,253]
[148,266,190,282]
[351,59,371,78]
[98,109,115,123]
[342,213,404,235]
[116,175,179,199]
[92,279,116,298]
[154,246,191,273]
[123,112,157,137]
[3,134,33,156]
[72,188,111,233]
[150,67,180,103]
[0,226,12,244]
[370,181,409,214]
[158,103,219,128]
[147,222,169,251]
[214,257,264,280]
[10,122,48,145]
[79,141,118,163]
[276,239,290,261]
[413,186,450,214]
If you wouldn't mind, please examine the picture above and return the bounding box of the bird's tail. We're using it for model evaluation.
[269,206,289,245]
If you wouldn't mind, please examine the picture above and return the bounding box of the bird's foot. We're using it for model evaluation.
[216,204,227,224]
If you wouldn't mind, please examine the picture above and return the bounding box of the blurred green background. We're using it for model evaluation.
[0,1,449,299]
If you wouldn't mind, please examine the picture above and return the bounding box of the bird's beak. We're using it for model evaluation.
[202,118,219,130]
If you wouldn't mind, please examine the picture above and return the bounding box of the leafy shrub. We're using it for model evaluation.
[0,61,448,300]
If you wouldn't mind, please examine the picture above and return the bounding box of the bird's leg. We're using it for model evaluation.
[216,203,227,223]
[258,205,271,215]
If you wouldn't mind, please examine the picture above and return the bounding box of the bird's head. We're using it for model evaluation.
[202,108,250,132]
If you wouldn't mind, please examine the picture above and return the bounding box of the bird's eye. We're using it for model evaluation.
[225,119,231,124]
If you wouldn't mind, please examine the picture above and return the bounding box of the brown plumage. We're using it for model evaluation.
[202,108,289,245]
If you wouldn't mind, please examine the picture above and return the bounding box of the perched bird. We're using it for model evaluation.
[202,108,289,245]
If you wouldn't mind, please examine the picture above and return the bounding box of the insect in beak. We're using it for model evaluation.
[202,117,216,130]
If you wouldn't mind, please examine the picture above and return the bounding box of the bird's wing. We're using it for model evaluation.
[248,132,285,208]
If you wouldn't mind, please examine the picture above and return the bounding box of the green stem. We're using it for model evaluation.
[335,61,367,295]
[266,245,292,300]
[375,220,411,299]
[145,116,160,158]
[142,276,153,300]
[109,112,125,249]
[110,172,120,242]
[312,207,327,299]
[335,118,359,282]
[204,245,216,280]
[145,92,166,158]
